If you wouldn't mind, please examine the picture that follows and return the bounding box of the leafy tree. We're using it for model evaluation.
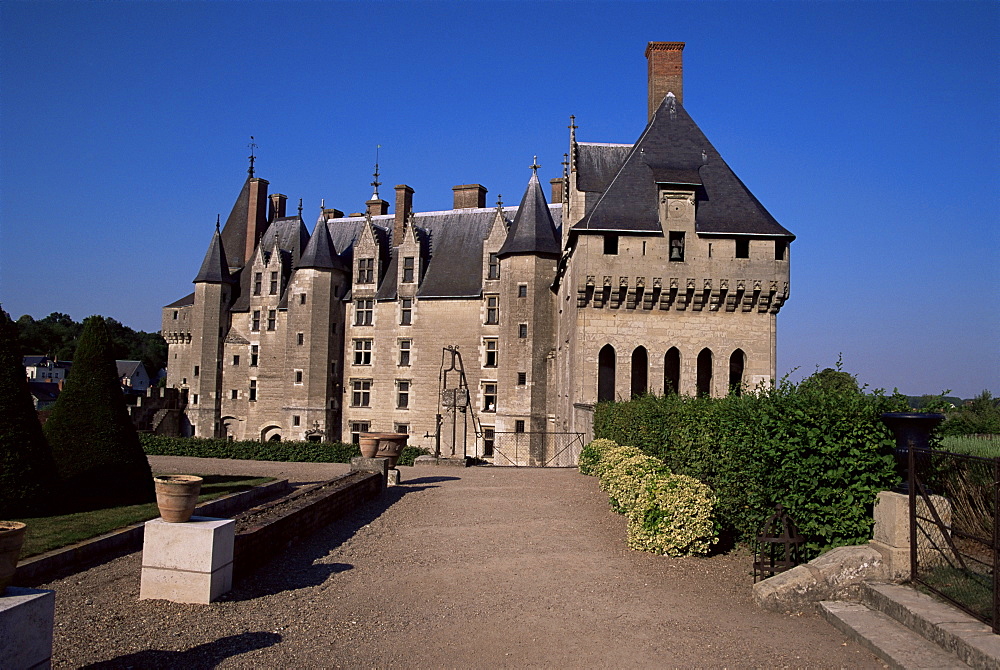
[43,316,154,510]
[0,308,59,517]
[941,391,1000,436]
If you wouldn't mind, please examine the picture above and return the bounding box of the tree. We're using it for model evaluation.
[0,308,59,517]
[43,316,154,510]
[800,366,860,394]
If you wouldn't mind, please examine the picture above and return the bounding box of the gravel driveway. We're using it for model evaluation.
[41,461,883,668]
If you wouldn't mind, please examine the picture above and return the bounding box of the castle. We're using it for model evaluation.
[161,42,793,464]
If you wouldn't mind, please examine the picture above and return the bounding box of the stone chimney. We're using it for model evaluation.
[268,193,287,221]
[245,178,269,267]
[549,178,564,204]
[366,197,389,216]
[452,184,487,209]
[322,208,344,220]
[645,41,685,120]
[394,184,414,245]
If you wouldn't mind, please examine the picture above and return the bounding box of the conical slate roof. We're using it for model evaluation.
[299,220,341,270]
[193,226,234,284]
[497,171,561,258]
[574,93,793,238]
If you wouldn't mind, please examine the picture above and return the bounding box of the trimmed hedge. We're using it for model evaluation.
[594,368,910,558]
[581,438,717,556]
[140,434,429,467]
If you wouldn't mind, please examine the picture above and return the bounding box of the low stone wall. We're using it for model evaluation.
[233,471,383,577]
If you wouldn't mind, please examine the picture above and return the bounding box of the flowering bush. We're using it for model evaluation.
[578,438,619,476]
[626,473,717,556]
[597,449,669,514]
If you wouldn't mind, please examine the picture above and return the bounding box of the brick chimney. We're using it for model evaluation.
[645,41,685,120]
[452,184,487,209]
[366,197,389,216]
[394,184,413,245]
[549,178,564,204]
[245,178,269,267]
[268,193,287,221]
[322,207,344,220]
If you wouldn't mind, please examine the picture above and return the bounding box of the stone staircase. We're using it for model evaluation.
[820,582,1000,669]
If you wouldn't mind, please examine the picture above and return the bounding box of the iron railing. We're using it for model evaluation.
[909,446,999,633]
[486,431,586,467]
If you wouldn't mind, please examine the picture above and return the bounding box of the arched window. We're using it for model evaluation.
[630,346,648,397]
[696,348,713,397]
[729,349,746,396]
[597,344,616,402]
[664,347,680,395]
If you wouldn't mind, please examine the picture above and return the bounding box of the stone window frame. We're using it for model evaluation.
[400,298,413,326]
[518,323,528,338]
[353,338,373,366]
[267,309,277,331]
[231,389,238,400]
[484,338,498,368]
[351,378,372,407]
[350,421,370,445]
[250,344,259,367]
[355,299,374,326]
[394,423,410,434]
[517,372,527,386]
[482,426,495,457]
[396,379,411,409]
[402,256,415,283]
[232,355,240,366]
[297,333,304,346]
[294,369,303,385]
[357,257,375,284]
[249,379,257,402]
[487,252,500,280]
[518,284,528,298]
[292,415,301,427]
[515,419,526,433]
[398,339,411,367]
[251,310,261,332]
[482,381,497,413]
[253,272,262,295]
[485,294,499,325]
[269,271,279,295]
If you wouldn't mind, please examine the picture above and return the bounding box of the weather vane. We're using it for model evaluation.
[371,144,382,200]
[248,136,258,177]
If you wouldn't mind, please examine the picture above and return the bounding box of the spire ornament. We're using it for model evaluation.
[247,136,257,177]
[216,214,220,233]
[298,198,303,217]
[530,156,541,175]
[370,144,382,200]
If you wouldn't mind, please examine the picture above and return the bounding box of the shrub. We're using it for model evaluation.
[0,307,59,517]
[626,473,717,556]
[597,448,668,514]
[43,316,154,510]
[578,438,618,476]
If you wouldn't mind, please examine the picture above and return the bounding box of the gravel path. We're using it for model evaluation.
[42,461,884,668]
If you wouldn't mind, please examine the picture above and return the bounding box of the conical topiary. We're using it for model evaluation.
[43,315,154,510]
[0,307,59,517]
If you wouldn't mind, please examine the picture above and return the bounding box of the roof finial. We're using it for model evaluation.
[215,214,220,233]
[247,136,257,177]
[298,198,303,217]
[370,144,382,200]
[568,115,578,173]
[562,153,569,181]
[496,193,503,209]
[530,156,540,175]
[321,198,325,209]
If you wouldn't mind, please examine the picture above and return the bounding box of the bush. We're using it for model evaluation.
[140,434,430,467]
[626,473,717,556]
[593,365,908,558]
[578,438,618,476]
[595,446,668,514]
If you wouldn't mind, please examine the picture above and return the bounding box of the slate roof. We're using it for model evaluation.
[23,355,47,367]
[193,227,235,284]
[259,216,310,266]
[299,218,345,271]
[497,172,561,259]
[165,292,195,308]
[575,143,633,193]
[574,94,793,238]
[116,360,146,378]
[219,177,252,268]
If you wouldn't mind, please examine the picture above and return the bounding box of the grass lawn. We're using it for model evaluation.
[940,435,1000,458]
[12,475,273,558]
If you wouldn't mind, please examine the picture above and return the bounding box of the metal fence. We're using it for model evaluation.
[486,431,586,467]
[909,446,999,632]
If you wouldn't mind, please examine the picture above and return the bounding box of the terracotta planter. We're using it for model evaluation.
[373,432,409,469]
[0,521,27,593]
[154,475,203,523]
[359,433,380,459]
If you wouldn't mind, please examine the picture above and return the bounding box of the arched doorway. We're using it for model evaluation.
[597,344,616,402]
[261,425,282,442]
[729,349,746,396]
[696,348,713,397]
[664,347,680,395]
[631,346,648,397]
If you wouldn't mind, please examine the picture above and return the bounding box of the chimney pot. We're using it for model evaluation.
[269,193,287,221]
[645,41,685,120]
[366,198,389,216]
[549,178,565,204]
[394,185,414,246]
[452,184,487,209]
[322,208,344,220]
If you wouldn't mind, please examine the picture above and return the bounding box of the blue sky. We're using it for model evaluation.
[1,1,997,398]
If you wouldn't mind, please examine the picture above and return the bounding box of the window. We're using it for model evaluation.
[598,344,616,402]
[192,394,199,405]
[487,252,500,279]
[267,309,276,331]
[355,299,373,326]
[294,370,303,384]
[518,323,528,338]
[484,338,498,367]
[403,256,415,283]
[518,284,527,298]
[231,389,238,400]
[299,293,307,305]
[604,234,618,255]
[269,271,278,295]
[252,310,261,332]
[400,298,412,325]
[482,382,497,412]
[397,380,410,409]
[297,333,304,346]
[485,294,499,324]
[232,355,240,366]
[193,365,199,377]
[351,379,372,406]
[669,231,685,261]
[173,310,178,320]
[735,238,750,259]
[350,421,370,445]
[250,345,259,367]
[517,372,527,386]
[357,257,374,284]
[775,240,787,261]
[249,379,257,402]
[482,427,495,457]
[253,272,262,295]
[353,339,372,365]
[293,415,300,426]
[394,423,409,434]
[399,339,411,366]
[515,419,525,433]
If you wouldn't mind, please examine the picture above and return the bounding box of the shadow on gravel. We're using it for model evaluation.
[222,483,441,601]
[403,475,461,485]
[81,631,282,669]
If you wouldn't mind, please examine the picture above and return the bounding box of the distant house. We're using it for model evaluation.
[27,380,61,410]
[117,360,151,394]
[23,355,71,382]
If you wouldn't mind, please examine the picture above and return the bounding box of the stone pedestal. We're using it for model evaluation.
[140,517,234,604]
[351,456,388,488]
[0,587,55,669]
[870,490,952,581]
[387,468,401,486]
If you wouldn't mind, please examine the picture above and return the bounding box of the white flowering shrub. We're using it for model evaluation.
[597,449,669,514]
[578,438,619,476]
[626,473,717,556]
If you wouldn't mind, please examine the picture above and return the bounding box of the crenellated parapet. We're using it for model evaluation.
[577,275,789,314]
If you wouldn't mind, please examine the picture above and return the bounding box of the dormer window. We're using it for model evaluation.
[669,232,685,261]
[253,272,262,295]
[357,258,374,284]
[269,271,278,295]
[487,253,500,279]
[402,257,415,283]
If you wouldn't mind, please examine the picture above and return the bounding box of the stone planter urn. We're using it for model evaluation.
[0,521,27,592]
[153,475,203,523]
[880,412,946,493]
[359,433,380,459]
[372,433,409,468]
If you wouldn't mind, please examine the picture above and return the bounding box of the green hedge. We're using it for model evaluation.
[140,434,429,467]
[594,370,910,558]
